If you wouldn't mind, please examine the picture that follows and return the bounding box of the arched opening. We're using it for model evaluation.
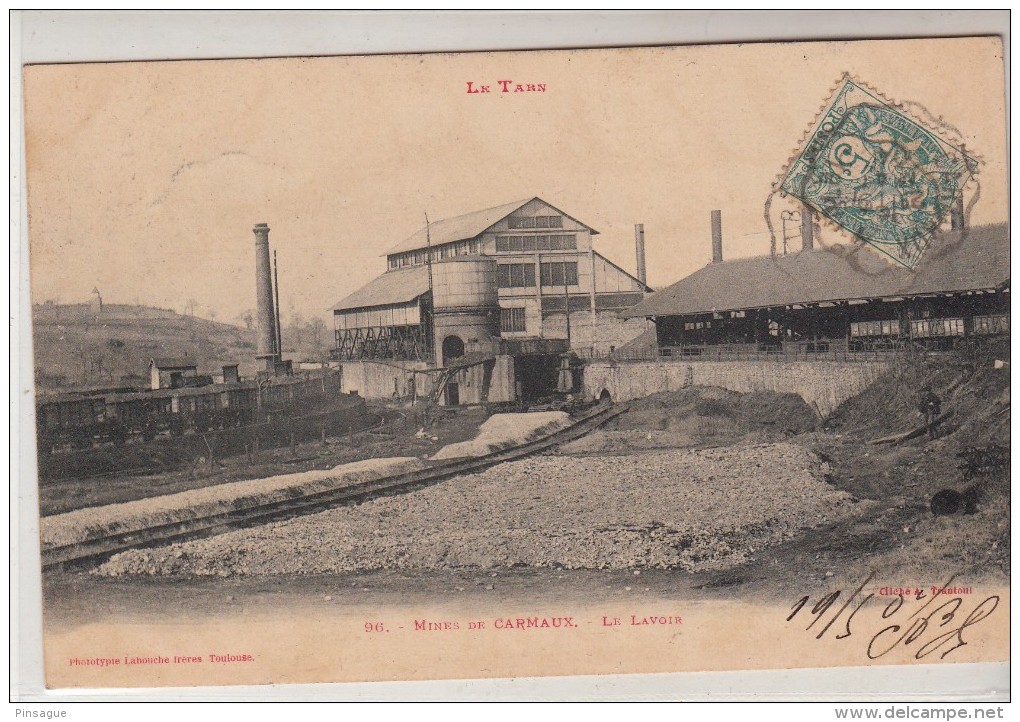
[442,335,465,365]
[599,388,613,403]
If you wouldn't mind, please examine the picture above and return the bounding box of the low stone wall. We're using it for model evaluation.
[338,357,516,404]
[339,360,431,400]
[582,359,890,418]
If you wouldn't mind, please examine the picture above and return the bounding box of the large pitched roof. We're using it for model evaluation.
[621,223,1009,318]
[384,197,597,255]
[332,265,430,312]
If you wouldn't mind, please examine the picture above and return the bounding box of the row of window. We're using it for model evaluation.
[974,315,1010,335]
[848,317,1008,338]
[508,215,563,229]
[911,318,965,338]
[387,239,480,269]
[498,262,579,289]
[500,307,526,333]
[850,320,903,338]
[494,234,578,253]
[679,316,1007,339]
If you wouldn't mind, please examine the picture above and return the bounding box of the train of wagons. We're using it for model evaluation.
[35,369,343,453]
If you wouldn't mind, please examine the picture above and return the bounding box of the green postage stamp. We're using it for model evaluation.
[777,75,979,269]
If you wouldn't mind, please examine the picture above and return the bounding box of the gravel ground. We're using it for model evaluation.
[96,442,864,577]
[43,457,423,549]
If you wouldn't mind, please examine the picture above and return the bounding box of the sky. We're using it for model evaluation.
[22,37,1007,326]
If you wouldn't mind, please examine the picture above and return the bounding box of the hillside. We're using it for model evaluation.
[31,303,259,391]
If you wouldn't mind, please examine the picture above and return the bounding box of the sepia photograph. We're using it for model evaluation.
[12,12,1010,702]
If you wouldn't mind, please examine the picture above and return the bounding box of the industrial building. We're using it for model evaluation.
[331,198,652,405]
[621,212,1010,358]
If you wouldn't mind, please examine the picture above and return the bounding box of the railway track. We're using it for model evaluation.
[42,402,628,570]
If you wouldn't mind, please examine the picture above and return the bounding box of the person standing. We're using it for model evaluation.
[919,388,942,440]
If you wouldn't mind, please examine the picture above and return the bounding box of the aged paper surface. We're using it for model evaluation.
[20,34,1008,697]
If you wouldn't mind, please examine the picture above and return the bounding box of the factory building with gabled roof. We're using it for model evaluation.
[333,197,651,364]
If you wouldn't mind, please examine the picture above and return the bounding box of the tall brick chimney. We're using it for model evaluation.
[634,223,647,286]
[950,195,966,231]
[711,210,723,263]
[253,223,278,371]
[801,204,815,251]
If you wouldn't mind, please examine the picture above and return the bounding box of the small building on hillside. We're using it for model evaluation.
[149,358,199,390]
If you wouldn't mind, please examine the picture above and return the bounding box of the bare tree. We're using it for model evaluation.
[185,298,197,317]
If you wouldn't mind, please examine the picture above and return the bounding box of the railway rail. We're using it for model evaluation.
[42,402,628,570]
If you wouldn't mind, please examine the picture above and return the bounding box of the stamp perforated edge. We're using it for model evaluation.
[766,73,985,267]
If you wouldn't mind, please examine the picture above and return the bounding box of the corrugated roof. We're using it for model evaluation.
[901,224,1010,295]
[383,197,599,256]
[384,198,535,255]
[621,223,1009,318]
[332,265,430,312]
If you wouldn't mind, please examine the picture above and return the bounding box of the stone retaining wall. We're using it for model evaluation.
[583,359,889,417]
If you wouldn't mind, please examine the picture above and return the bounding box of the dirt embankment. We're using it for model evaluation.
[796,342,1011,583]
[560,386,817,454]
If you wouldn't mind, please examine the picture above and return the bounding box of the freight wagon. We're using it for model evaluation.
[36,370,342,453]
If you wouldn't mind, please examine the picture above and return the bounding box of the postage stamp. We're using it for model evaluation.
[777,75,979,269]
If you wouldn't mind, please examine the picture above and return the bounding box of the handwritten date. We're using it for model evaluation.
[786,572,999,661]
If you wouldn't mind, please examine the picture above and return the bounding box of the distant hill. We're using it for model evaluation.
[31,303,260,392]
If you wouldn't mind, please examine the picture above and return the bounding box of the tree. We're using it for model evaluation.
[238,309,255,330]
[309,316,326,346]
[185,298,197,317]
[289,312,305,346]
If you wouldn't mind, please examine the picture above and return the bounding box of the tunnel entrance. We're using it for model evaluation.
[514,354,562,402]
[599,388,613,403]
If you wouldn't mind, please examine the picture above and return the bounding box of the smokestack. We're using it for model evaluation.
[253,223,277,371]
[634,223,647,286]
[801,204,815,251]
[273,250,283,363]
[950,195,966,231]
[711,210,723,263]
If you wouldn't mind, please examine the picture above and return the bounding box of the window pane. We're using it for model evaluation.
[524,236,537,251]
[565,262,578,285]
[524,264,535,287]
[501,307,526,333]
[498,265,511,287]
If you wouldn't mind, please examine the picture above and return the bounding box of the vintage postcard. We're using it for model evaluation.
[17,33,1009,698]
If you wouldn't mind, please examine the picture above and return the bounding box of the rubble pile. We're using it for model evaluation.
[97,443,864,577]
[431,412,571,460]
